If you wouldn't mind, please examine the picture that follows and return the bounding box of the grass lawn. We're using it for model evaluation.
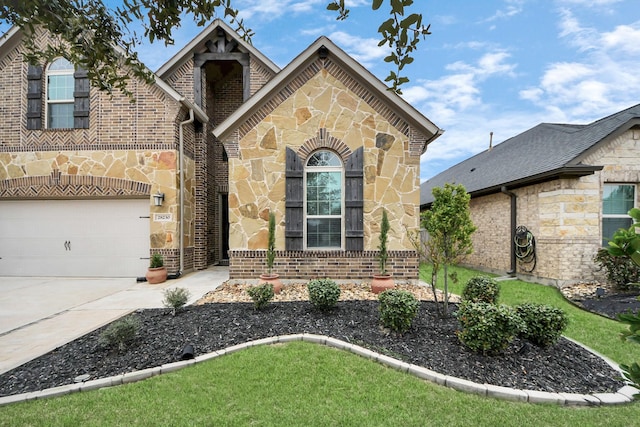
[1,264,639,426]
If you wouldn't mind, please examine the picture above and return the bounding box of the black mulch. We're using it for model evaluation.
[576,292,640,320]
[0,300,624,398]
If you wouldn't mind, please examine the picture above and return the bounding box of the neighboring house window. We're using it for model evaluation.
[602,184,636,246]
[46,58,75,129]
[305,150,343,249]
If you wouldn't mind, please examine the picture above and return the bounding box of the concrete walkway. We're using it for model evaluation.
[0,267,228,375]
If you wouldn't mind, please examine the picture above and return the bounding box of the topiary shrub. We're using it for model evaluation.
[163,287,191,315]
[307,278,341,311]
[247,283,274,310]
[99,316,139,352]
[378,289,420,333]
[455,302,525,355]
[461,276,500,304]
[593,248,640,290]
[515,303,568,347]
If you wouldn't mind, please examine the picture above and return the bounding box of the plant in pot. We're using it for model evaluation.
[146,253,168,284]
[259,211,282,293]
[371,208,395,294]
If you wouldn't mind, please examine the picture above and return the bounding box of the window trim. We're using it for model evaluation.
[45,57,75,129]
[304,150,345,250]
[602,183,636,247]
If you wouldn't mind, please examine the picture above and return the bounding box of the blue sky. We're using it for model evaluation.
[5,1,640,182]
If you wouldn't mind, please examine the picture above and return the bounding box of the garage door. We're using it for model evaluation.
[0,199,150,277]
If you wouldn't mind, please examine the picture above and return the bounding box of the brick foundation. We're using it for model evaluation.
[229,250,419,282]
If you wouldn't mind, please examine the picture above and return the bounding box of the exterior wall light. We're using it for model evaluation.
[153,191,165,206]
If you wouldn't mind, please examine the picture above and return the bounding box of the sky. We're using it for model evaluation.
[4,0,640,182]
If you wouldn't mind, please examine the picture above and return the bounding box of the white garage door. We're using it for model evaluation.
[0,199,150,277]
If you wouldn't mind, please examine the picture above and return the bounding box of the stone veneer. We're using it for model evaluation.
[225,63,423,280]
[463,128,640,286]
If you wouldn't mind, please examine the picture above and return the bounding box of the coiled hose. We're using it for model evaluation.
[514,225,536,272]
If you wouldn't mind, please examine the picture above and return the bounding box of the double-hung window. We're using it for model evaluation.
[305,150,343,249]
[46,58,75,129]
[602,184,636,246]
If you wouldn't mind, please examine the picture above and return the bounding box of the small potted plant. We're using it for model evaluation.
[371,209,395,294]
[146,252,168,284]
[259,211,282,293]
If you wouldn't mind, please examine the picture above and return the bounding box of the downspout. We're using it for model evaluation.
[501,186,517,275]
[178,108,195,276]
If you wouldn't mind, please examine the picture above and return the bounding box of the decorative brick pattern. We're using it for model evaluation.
[229,250,419,281]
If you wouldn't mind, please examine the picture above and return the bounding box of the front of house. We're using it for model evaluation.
[421,104,640,286]
[0,20,441,281]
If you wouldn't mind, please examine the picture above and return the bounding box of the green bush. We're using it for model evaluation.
[307,279,341,311]
[99,316,139,352]
[247,283,274,310]
[461,276,500,304]
[515,303,568,347]
[455,302,525,355]
[163,287,191,315]
[593,248,640,290]
[150,253,164,268]
[378,289,420,333]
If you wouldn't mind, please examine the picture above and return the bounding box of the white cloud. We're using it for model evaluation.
[327,31,388,66]
[483,0,525,22]
[602,23,640,53]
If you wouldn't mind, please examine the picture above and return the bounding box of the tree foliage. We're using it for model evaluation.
[1,0,430,98]
[421,183,476,315]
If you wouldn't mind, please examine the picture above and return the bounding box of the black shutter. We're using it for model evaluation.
[26,64,43,130]
[73,68,90,129]
[285,147,304,250]
[345,147,364,251]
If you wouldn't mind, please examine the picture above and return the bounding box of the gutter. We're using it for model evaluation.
[178,107,195,275]
[501,186,517,275]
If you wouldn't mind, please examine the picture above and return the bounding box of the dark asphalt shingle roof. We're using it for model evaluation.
[421,103,640,206]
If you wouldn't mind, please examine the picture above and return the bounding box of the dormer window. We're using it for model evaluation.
[46,58,75,129]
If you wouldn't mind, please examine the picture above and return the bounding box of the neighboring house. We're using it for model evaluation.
[0,20,442,281]
[420,104,640,286]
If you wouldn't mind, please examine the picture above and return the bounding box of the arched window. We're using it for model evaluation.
[305,150,343,249]
[46,58,75,129]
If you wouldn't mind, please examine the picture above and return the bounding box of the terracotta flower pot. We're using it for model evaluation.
[259,273,283,294]
[371,274,395,294]
[146,266,168,284]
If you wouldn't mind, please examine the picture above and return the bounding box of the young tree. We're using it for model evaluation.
[0,0,430,98]
[421,183,476,316]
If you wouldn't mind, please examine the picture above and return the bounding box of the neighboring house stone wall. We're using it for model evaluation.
[462,128,640,286]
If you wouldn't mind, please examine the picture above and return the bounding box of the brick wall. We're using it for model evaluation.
[229,250,420,282]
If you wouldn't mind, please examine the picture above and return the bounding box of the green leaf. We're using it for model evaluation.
[372,0,384,11]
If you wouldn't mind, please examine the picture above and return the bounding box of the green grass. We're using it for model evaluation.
[2,264,640,425]
[1,341,639,427]
[420,263,640,364]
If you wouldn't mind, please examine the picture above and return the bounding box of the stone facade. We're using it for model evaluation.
[463,128,640,286]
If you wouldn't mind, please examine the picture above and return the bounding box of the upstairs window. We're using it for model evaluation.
[602,184,636,246]
[305,150,343,249]
[46,58,75,129]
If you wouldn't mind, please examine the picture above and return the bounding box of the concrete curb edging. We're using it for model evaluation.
[0,334,637,407]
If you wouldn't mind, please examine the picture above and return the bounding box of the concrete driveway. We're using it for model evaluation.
[0,267,228,375]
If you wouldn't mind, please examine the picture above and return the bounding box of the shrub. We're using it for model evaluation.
[455,302,525,355]
[99,316,139,352]
[515,303,568,347]
[247,283,274,310]
[163,287,191,315]
[594,248,640,290]
[378,289,420,333]
[307,278,341,311]
[461,276,500,304]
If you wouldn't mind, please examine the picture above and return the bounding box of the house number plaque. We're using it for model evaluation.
[154,213,173,222]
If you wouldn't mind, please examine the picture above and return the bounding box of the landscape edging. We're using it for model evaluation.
[0,334,636,407]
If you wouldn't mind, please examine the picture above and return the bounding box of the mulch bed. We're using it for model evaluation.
[0,282,626,398]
